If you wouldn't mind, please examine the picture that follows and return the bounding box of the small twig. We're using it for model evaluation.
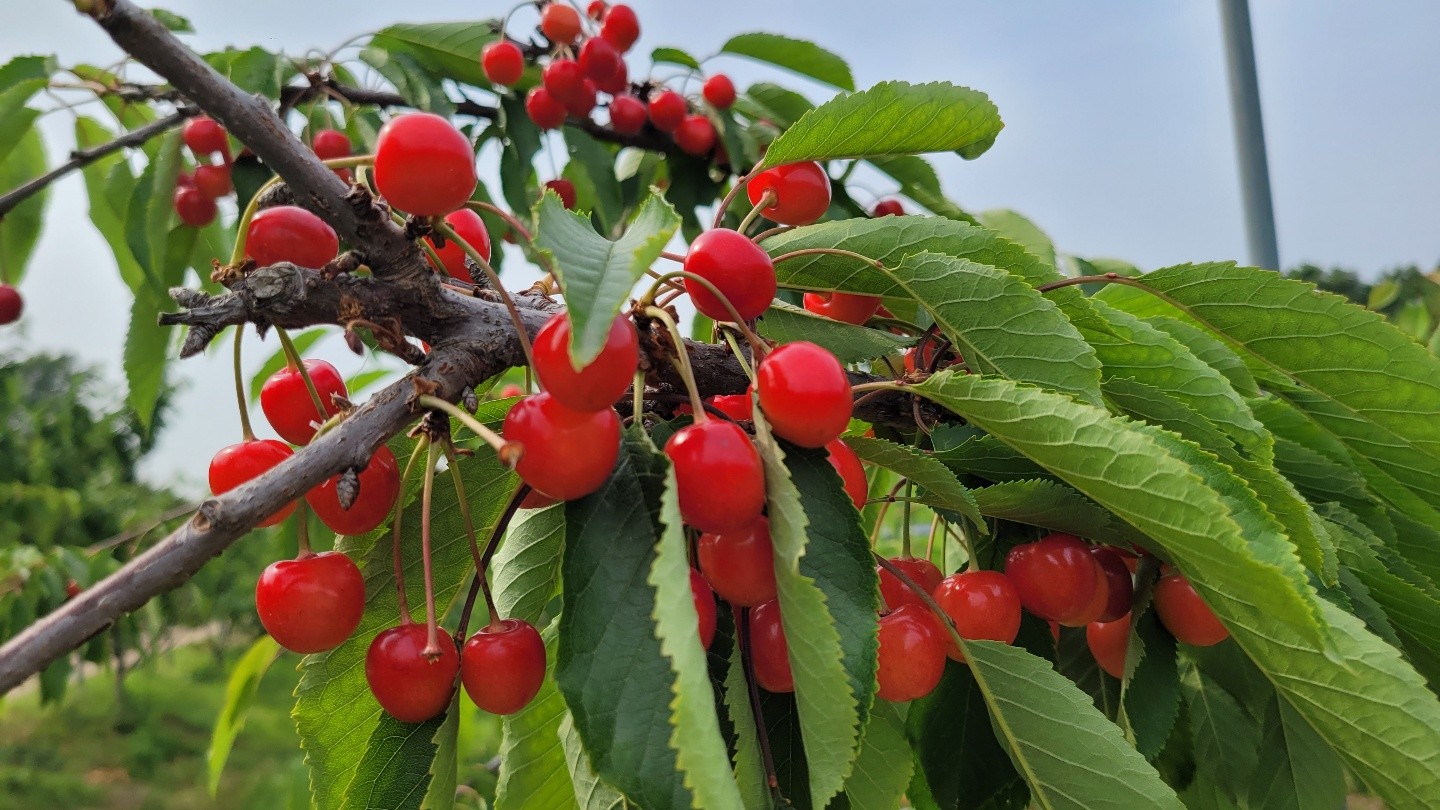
[735,605,784,804]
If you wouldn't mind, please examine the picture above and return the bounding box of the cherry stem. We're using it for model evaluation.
[749,224,794,244]
[719,327,755,382]
[419,440,443,658]
[443,442,503,631]
[737,187,776,235]
[712,165,764,230]
[868,478,909,548]
[392,438,430,621]
[850,380,900,396]
[294,499,313,556]
[466,200,533,243]
[771,247,886,273]
[275,327,327,421]
[1034,272,1141,294]
[417,395,522,468]
[642,270,766,352]
[632,368,645,429]
[432,218,536,372]
[455,482,531,639]
[901,481,913,558]
[734,605,783,802]
[873,552,974,660]
[925,514,940,561]
[645,306,707,418]
[658,250,687,265]
[230,325,254,441]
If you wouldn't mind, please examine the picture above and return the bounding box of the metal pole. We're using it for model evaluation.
[1218,0,1281,270]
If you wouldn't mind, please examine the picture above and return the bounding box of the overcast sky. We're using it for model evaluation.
[2,1,1437,492]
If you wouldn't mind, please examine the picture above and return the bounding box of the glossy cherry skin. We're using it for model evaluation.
[876,604,946,702]
[579,37,623,83]
[481,41,525,87]
[366,624,460,723]
[260,359,348,445]
[544,179,577,209]
[587,0,606,19]
[709,394,753,421]
[877,556,943,612]
[749,600,793,692]
[674,114,716,157]
[755,341,852,448]
[425,208,492,282]
[872,199,904,217]
[312,129,352,160]
[609,94,647,135]
[540,2,582,44]
[174,186,217,227]
[691,569,717,649]
[562,79,599,118]
[1090,546,1134,623]
[698,518,777,607]
[208,439,296,527]
[803,291,882,325]
[374,113,477,216]
[594,59,629,95]
[246,205,339,269]
[1003,533,1100,625]
[255,551,365,653]
[931,570,1023,661]
[533,313,637,412]
[307,446,401,536]
[664,419,766,534]
[702,74,736,109]
[0,284,22,325]
[1154,574,1229,646]
[682,228,776,321]
[194,163,232,198]
[505,392,621,501]
[461,619,546,714]
[542,59,586,105]
[183,115,228,155]
[747,162,831,226]
[1086,614,1131,678]
[826,438,867,508]
[647,90,687,132]
[598,4,640,52]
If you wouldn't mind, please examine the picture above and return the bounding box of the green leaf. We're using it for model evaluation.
[845,436,984,531]
[560,129,624,236]
[867,155,976,223]
[1244,695,1346,810]
[761,82,1002,168]
[976,209,1054,269]
[931,430,1053,484]
[842,701,913,809]
[124,129,184,295]
[341,703,455,810]
[203,47,286,98]
[0,55,54,92]
[756,299,913,363]
[971,480,1139,546]
[495,625,577,810]
[907,661,1026,809]
[367,22,500,88]
[359,48,454,116]
[1118,612,1180,760]
[559,713,629,809]
[651,47,702,71]
[719,33,854,90]
[1180,662,1258,799]
[148,7,194,32]
[722,643,768,808]
[207,635,280,796]
[492,503,564,625]
[1147,316,1258,397]
[0,77,45,167]
[0,126,47,285]
[534,193,680,366]
[125,286,171,431]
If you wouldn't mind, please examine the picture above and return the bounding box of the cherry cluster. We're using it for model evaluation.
[172,115,233,227]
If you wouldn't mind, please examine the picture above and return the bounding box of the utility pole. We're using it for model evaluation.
[1218,0,1281,270]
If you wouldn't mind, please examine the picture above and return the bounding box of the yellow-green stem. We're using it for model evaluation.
[432,219,536,372]
[231,325,254,440]
[391,437,430,621]
[419,441,442,656]
[417,395,521,467]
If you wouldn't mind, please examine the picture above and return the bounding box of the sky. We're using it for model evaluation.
[1,0,1437,492]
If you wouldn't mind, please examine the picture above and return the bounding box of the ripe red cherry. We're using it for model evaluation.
[425,208,492,282]
[65,580,83,599]
[374,113,477,216]
[682,228,776,321]
[194,163,233,198]
[481,41,525,87]
[461,619,546,714]
[1154,574,1229,646]
[803,291,882,325]
[544,178,577,209]
[533,312,637,412]
[246,205,339,269]
[260,359,348,445]
[306,446,401,536]
[0,284,22,325]
[540,2,582,45]
[877,556,943,612]
[366,623,460,723]
[932,570,1023,661]
[312,129,352,160]
[587,0,606,19]
[756,341,852,448]
[579,37,622,83]
[664,419,766,534]
[526,87,567,130]
[750,600,793,692]
[562,79,599,118]
[542,59,586,104]
[174,186,217,227]
[1003,533,1101,625]
[208,439,295,527]
[647,90,687,132]
[674,114,716,157]
[691,569,717,649]
[599,4,640,52]
[1090,546,1134,623]
[826,438,867,508]
[183,115,228,155]
[519,488,558,510]
[1087,614,1131,678]
[872,199,905,217]
[698,518,777,607]
[876,604,946,702]
[747,162,831,226]
[255,551,365,653]
[709,394,753,421]
[505,392,621,500]
[498,384,524,399]
[609,94,647,135]
[594,59,629,95]
[702,74,736,109]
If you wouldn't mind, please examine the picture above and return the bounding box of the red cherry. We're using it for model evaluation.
[674,114,716,157]
[698,518,777,607]
[647,90,687,132]
[533,312,637,412]
[599,4,640,52]
[877,556,943,612]
[747,162,831,226]
[579,37,623,83]
[681,228,776,321]
[609,94,647,135]
[498,384,524,399]
[903,336,961,374]
[543,178,577,209]
[1071,556,1112,628]
[1154,574,1229,646]
[1003,533,1101,625]
[1090,546,1134,623]
[505,392,621,500]
[664,419,766,534]
[826,438,867,508]
[64,580,83,599]
[872,199,905,217]
[562,79,599,118]
[481,41,526,87]
[425,208,492,282]
[594,59,629,95]
[194,163,233,198]
[461,619,546,714]
[374,113,477,216]
[306,446,401,536]
[246,205,339,269]
[587,0,606,19]
[259,359,348,445]
[174,186,217,227]
[208,439,296,527]
[366,623,460,723]
[520,488,558,510]
[755,341,852,448]
[312,129,352,160]
[0,284,22,325]
[932,570,1022,661]
[542,59,586,104]
[876,604,946,701]
[803,291,882,325]
[540,2,582,45]
[750,600,793,692]
[526,86,566,130]
[255,551,365,653]
[709,394,753,421]
[1087,614,1131,678]
[183,115,228,155]
[702,74,736,109]
[691,569,717,649]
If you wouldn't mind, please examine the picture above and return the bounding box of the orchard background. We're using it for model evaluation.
[0,2,1439,809]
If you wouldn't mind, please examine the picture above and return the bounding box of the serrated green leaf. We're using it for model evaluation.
[1180,662,1258,800]
[341,704,453,810]
[1118,612,1180,760]
[756,299,913,362]
[207,635,281,796]
[203,46,286,98]
[561,129,624,236]
[651,47,701,71]
[0,55,54,92]
[1244,695,1346,810]
[495,624,576,810]
[124,129,183,295]
[125,286,171,431]
[148,7,193,32]
[722,643,768,808]
[493,504,564,625]
[841,701,912,810]
[971,479,1138,546]
[720,33,853,90]
[845,436,984,531]
[976,209,1054,270]
[1147,316,1259,397]
[931,430,1053,484]
[908,660,1026,810]
[0,77,44,167]
[559,701,629,809]
[367,22,500,89]
[761,82,1001,168]
[0,126,47,285]
[1055,625,1120,718]
[867,155,976,223]
[360,48,454,116]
